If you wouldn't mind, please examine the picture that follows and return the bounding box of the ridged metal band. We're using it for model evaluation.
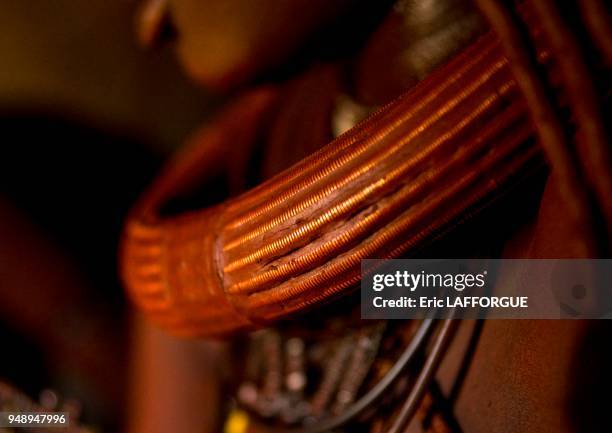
[121,31,542,336]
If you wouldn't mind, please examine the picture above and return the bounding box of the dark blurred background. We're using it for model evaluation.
[0,1,217,430]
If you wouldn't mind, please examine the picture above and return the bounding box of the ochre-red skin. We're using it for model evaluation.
[120,31,543,337]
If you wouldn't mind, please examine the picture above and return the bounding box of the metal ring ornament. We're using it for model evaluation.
[120,29,543,337]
